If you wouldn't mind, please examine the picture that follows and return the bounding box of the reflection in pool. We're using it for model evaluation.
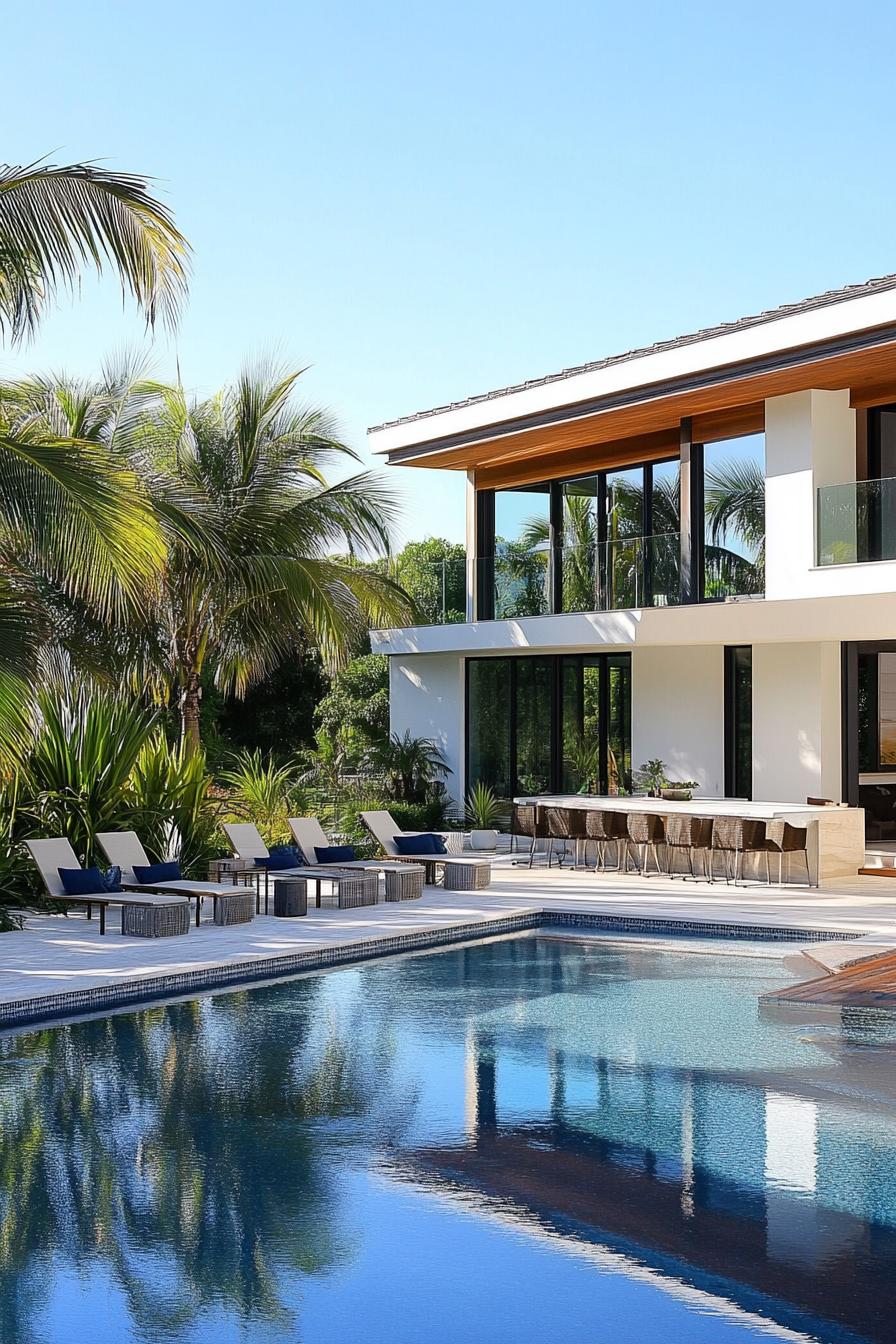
[1,933,896,1343]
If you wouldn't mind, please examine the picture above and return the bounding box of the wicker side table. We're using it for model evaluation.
[122,902,191,938]
[331,872,378,909]
[273,879,308,917]
[383,865,425,901]
[208,857,255,884]
[442,860,491,892]
[213,890,256,926]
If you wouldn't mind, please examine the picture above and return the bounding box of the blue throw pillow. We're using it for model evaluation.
[103,865,123,893]
[255,846,303,871]
[393,833,447,856]
[59,866,108,896]
[315,845,356,864]
[133,861,182,884]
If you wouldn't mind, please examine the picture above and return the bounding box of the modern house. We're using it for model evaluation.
[368,275,896,847]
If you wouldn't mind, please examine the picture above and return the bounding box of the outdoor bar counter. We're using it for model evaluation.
[514,795,866,883]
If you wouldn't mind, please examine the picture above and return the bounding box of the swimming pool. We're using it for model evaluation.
[1,932,894,1343]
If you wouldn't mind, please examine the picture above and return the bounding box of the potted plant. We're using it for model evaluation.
[465,781,502,850]
[660,780,699,801]
[636,759,668,798]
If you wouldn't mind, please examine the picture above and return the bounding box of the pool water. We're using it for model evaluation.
[2,932,896,1343]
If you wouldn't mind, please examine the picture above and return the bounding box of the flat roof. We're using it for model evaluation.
[369,273,896,467]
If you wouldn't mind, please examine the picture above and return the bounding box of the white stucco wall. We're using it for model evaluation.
[631,646,725,796]
[389,654,466,808]
[752,642,842,803]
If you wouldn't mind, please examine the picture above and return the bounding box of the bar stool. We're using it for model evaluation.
[764,821,814,887]
[710,817,768,884]
[584,809,627,871]
[626,812,666,876]
[540,806,588,868]
[664,814,713,880]
[510,803,539,865]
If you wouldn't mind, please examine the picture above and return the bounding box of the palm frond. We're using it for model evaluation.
[0,159,190,341]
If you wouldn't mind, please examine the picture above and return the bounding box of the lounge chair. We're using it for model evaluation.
[288,817,427,900]
[223,822,378,910]
[359,810,496,885]
[24,837,190,937]
[96,830,256,927]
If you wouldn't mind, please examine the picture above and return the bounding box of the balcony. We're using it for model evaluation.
[409,535,763,625]
[817,476,896,566]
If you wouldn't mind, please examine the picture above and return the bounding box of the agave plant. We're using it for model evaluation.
[465,781,502,830]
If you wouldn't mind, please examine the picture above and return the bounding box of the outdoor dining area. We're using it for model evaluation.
[510,794,867,887]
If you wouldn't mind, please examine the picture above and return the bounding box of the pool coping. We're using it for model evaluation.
[0,910,866,1031]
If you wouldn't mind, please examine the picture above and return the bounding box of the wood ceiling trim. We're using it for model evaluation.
[399,340,896,472]
[475,429,680,490]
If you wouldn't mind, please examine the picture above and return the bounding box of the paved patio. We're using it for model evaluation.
[3,861,896,1027]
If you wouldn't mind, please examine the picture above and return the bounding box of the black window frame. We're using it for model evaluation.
[464,653,632,800]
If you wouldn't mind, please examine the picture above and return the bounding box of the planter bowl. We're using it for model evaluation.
[469,828,498,851]
[661,788,693,802]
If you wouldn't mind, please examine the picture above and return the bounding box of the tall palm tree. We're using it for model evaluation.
[7,359,414,748]
[0,158,189,759]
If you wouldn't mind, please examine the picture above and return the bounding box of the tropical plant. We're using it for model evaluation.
[314,653,390,766]
[465,780,502,830]
[0,157,189,342]
[389,537,466,624]
[364,730,450,803]
[128,732,223,873]
[564,738,602,793]
[635,758,668,797]
[220,748,305,846]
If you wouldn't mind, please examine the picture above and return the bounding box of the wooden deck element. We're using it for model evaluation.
[764,948,896,1008]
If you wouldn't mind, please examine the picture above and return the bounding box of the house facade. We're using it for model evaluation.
[368,276,896,843]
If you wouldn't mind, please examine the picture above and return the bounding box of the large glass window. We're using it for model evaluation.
[468,655,632,802]
[650,460,681,606]
[466,660,511,798]
[559,475,598,613]
[703,434,765,598]
[724,646,752,799]
[493,483,551,618]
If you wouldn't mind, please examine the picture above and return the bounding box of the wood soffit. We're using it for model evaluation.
[394,336,896,487]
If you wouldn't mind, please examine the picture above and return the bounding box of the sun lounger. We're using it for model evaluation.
[96,830,255,927]
[24,837,190,937]
[223,822,378,910]
[288,817,426,900]
[359,811,495,887]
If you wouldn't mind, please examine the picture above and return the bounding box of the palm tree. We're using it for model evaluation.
[8,360,414,748]
[0,158,189,760]
[365,730,450,802]
[0,157,189,341]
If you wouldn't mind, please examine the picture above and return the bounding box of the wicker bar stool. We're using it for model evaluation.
[664,815,713,880]
[710,817,769,884]
[584,809,627,871]
[763,821,814,887]
[540,806,588,868]
[510,803,540,866]
[626,812,666,876]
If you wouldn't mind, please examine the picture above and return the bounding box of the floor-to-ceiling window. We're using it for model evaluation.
[703,435,765,599]
[466,654,632,803]
[724,645,752,800]
[492,482,551,618]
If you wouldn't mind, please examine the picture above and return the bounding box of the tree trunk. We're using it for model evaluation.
[180,674,202,752]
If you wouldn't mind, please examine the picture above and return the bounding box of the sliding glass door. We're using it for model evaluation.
[466,654,632,802]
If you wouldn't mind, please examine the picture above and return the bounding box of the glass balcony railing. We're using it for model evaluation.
[397,534,764,624]
[817,476,896,566]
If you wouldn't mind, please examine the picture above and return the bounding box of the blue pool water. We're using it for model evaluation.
[2,932,896,1343]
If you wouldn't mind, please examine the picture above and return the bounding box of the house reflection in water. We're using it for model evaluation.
[392,940,896,1344]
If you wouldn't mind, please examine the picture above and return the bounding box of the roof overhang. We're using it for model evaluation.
[368,282,896,479]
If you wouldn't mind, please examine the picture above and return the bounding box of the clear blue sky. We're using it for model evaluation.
[5,0,896,544]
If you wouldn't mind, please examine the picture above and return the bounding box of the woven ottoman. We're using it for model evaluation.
[122,901,190,938]
[442,860,491,892]
[273,878,308,917]
[213,890,256,926]
[383,865,425,901]
[331,872,379,909]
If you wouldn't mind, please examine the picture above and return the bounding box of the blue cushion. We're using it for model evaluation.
[103,865,123,893]
[254,846,303,871]
[315,845,356,864]
[133,861,182,884]
[59,866,110,896]
[393,833,447,856]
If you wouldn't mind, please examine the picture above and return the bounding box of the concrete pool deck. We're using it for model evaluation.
[3,861,896,1028]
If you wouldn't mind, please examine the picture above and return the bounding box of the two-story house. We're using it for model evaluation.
[368,275,896,849]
